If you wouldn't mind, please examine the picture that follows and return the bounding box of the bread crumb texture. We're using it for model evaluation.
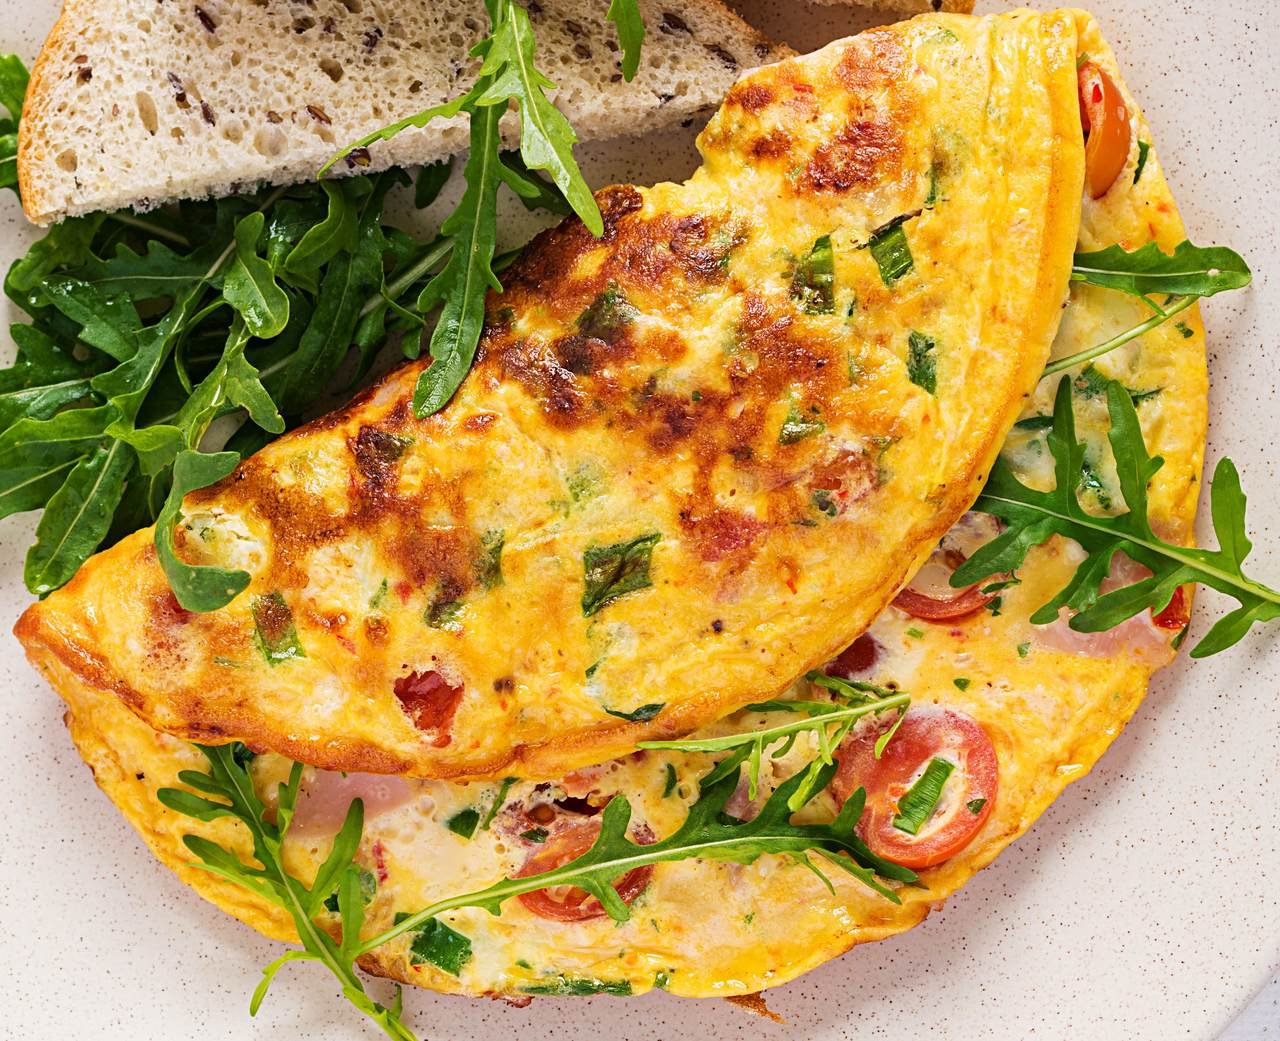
[19,0,785,223]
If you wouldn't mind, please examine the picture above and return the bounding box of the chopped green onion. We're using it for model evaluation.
[892,756,955,835]
[866,217,914,285]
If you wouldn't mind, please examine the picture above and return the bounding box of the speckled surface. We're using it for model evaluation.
[0,1,1276,1039]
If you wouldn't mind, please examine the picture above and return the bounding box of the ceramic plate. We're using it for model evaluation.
[1,1,1276,1038]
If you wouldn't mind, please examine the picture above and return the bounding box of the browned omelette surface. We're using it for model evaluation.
[17,10,1084,780]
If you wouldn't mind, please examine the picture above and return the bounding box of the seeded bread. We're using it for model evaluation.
[18,0,788,225]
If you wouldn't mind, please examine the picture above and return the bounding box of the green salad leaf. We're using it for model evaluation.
[157,745,419,1041]
[0,53,28,196]
[958,376,1280,657]
[606,0,646,81]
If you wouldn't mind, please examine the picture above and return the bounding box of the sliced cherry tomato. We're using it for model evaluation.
[827,633,880,678]
[1078,61,1131,199]
[892,546,995,622]
[516,819,653,922]
[1152,585,1191,630]
[831,708,997,869]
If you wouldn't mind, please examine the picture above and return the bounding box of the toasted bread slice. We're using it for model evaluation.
[18,0,787,224]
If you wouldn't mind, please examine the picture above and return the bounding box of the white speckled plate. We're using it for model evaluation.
[1,2,1276,1038]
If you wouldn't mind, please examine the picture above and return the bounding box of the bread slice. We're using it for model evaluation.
[18,0,787,224]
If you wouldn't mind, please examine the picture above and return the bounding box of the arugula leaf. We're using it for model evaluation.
[521,976,632,996]
[1070,240,1250,300]
[641,681,910,811]
[363,756,917,964]
[155,451,250,611]
[0,54,28,196]
[223,212,291,338]
[1133,140,1151,183]
[412,104,503,417]
[957,377,1280,657]
[25,439,133,596]
[414,160,453,210]
[581,532,661,616]
[157,746,420,1041]
[606,0,646,81]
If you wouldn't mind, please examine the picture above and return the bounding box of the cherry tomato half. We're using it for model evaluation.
[831,708,998,870]
[1078,61,1132,199]
[827,633,880,678]
[516,818,653,922]
[892,547,995,622]
[1152,585,1191,631]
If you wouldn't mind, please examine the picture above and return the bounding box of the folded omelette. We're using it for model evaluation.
[40,6,1209,1001]
[16,6,1083,781]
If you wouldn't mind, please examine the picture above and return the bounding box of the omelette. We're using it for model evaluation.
[22,8,1214,1003]
[14,6,1083,781]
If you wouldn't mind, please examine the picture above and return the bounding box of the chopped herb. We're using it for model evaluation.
[790,234,835,315]
[654,971,672,989]
[1015,414,1055,431]
[662,763,678,798]
[743,911,756,925]
[323,866,376,913]
[446,808,481,839]
[576,283,638,341]
[604,702,665,722]
[1174,320,1193,339]
[905,626,925,639]
[907,330,937,394]
[1079,457,1112,510]
[567,461,605,504]
[865,216,914,285]
[251,592,305,664]
[395,913,473,977]
[581,532,661,616]
[475,528,504,588]
[480,777,516,830]
[691,389,702,401]
[1016,642,1030,659]
[520,827,549,843]
[778,401,825,445]
[515,959,532,970]
[520,977,633,997]
[812,488,839,518]
[892,757,955,835]
[966,798,987,815]
[988,595,1003,617]
[1133,140,1151,183]
[1074,364,1159,406]
[585,660,602,679]
[952,677,970,691]
[368,578,389,611]
[426,598,464,631]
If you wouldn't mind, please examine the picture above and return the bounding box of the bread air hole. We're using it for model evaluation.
[253,125,285,157]
[135,91,159,134]
[55,149,77,172]
[320,57,344,82]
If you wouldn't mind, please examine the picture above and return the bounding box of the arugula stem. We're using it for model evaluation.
[107,211,192,248]
[358,236,451,319]
[1042,295,1195,378]
[637,692,911,754]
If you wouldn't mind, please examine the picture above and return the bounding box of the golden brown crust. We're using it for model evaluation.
[17,11,1084,782]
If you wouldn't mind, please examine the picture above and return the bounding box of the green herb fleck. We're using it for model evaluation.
[1015,414,1055,431]
[520,827,549,843]
[952,677,970,691]
[446,808,481,839]
[1133,140,1150,183]
[1016,642,1030,659]
[368,579,389,611]
[252,592,305,665]
[905,626,925,640]
[790,234,835,315]
[907,330,937,394]
[395,913,473,977]
[865,216,914,286]
[779,401,825,445]
[966,798,987,815]
[426,598,464,631]
[892,757,955,835]
[520,977,633,997]
[662,763,678,798]
[1174,320,1193,339]
[604,702,664,722]
[654,971,672,989]
[475,528,504,588]
[577,283,638,341]
[581,532,661,616]
[812,488,839,518]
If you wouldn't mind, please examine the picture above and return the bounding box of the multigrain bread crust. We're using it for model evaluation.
[16,11,1085,783]
[18,0,788,224]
